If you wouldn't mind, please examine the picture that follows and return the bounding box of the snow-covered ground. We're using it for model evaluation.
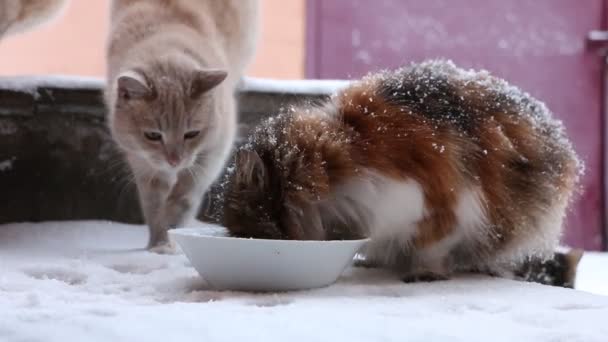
[0,221,606,342]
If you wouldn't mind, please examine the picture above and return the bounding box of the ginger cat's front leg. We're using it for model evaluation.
[147,170,207,254]
[135,172,174,251]
[164,170,206,231]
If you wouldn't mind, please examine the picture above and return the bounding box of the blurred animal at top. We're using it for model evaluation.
[0,0,67,39]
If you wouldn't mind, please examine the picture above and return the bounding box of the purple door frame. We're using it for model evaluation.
[602,1,608,251]
[306,0,607,251]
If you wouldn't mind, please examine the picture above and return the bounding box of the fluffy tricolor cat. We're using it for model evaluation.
[219,60,582,283]
[106,0,258,251]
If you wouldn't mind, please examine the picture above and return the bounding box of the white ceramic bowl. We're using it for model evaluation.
[169,226,369,292]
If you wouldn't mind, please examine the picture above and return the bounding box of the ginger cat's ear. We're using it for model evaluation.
[190,69,228,99]
[117,70,154,102]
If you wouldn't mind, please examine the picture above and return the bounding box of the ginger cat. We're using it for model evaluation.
[106,0,259,251]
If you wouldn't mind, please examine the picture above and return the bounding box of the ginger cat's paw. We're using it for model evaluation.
[148,241,177,255]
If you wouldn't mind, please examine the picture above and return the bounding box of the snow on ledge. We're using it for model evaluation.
[0,75,350,97]
[0,75,104,94]
[240,77,350,95]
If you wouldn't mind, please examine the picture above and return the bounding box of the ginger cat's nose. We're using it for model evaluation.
[166,153,181,167]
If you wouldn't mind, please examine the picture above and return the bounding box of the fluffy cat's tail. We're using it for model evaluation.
[354,248,583,288]
[515,248,584,288]
[0,0,68,39]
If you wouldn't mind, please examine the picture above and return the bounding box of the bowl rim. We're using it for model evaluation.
[169,227,370,245]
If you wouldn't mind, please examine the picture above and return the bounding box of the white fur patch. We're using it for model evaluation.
[454,187,488,242]
[349,171,425,240]
[332,176,493,271]
[332,171,426,264]
[367,178,426,240]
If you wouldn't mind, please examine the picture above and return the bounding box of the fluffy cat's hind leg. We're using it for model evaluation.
[400,257,451,283]
[354,249,449,282]
[402,272,449,283]
[399,245,453,283]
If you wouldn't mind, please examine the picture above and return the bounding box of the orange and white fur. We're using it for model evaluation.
[220,60,582,281]
[0,0,67,39]
[106,0,259,251]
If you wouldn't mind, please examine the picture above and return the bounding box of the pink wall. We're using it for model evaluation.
[0,0,306,79]
[0,1,108,76]
[307,0,606,250]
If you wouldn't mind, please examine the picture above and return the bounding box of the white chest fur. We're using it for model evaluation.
[336,171,426,242]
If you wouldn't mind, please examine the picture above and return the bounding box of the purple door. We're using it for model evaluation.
[307,0,606,250]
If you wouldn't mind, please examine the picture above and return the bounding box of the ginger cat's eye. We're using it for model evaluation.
[144,131,162,142]
[184,130,201,140]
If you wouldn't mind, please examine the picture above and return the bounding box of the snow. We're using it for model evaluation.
[0,75,349,97]
[0,75,104,102]
[577,252,608,297]
[0,221,607,342]
[0,75,104,95]
[240,77,350,95]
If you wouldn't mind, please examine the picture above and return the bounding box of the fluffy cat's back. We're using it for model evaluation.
[339,60,581,258]
[395,60,581,192]
[343,59,581,186]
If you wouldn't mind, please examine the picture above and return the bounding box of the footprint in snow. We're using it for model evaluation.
[107,261,169,275]
[23,266,88,285]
